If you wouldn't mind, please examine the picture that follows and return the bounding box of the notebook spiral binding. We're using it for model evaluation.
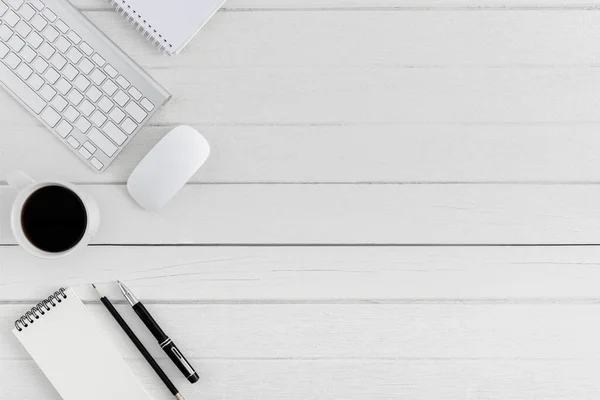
[107,0,173,55]
[14,288,68,332]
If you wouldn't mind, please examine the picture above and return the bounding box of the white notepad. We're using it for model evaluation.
[12,288,152,400]
[109,0,227,54]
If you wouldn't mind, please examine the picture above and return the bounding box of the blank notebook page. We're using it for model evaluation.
[123,0,225,53]
[12,288,152,400]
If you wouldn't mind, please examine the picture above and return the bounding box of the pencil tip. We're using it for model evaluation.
[91,283,96,289]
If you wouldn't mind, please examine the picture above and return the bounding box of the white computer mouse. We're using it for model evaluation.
[127,126,210,211]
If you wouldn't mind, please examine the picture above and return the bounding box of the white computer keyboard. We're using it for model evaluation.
[0,0,170,171]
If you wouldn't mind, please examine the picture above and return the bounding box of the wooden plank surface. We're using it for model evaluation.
[4,303,600,360]
[4,124,600,183]
[4,11,600,183]
[3,246,600,301]
[4,359,600,400]
[73,0,600,10]
[2,1,600,399]
[3,184,600,245]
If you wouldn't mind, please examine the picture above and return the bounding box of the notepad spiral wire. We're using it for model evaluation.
[14,288,67,331]
[108,0,173,54]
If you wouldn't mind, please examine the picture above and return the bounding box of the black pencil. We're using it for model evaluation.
[92,284,185,400]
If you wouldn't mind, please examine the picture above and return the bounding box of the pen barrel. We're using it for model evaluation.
[133,303,199,384]
[163,341,200,384]
[133,303,168,341]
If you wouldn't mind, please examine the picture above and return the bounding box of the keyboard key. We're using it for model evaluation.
[0,58,44,113]
[54,77,71,94]
[30,14,46,31]
[64,105,79,122]
[104,63,117,78]
[116,75,129,89]
[90,68,106,85]
[91,53,104,66]
[101,80,117,95]
[0,24,12,40]
[14,20,30,37]
[15,63,31,79]
[90,157,103,170]
[50,94,67,111]
[66,47,81,63]
[7,0,23,9]
[55,19,68,33]
[43,67,59,84]
[109,107,125,123]
[78,58,93,74]
[0,1,7,15]
[83,141,96,153]
[19,45,35,62]
[67,89,83,105]
[66,30,80,44]
[30,0,43,11]
[80,41,92,55]
[90,110,106,126]
[4,9,19,26]
[62,63,77,80]
[66,135,79,148]
[4,52,20,68]
[7,35,24,52]
[40,107,60,127]
[128,87,141,100]
[19,3,34,20]
[75,116,91,132]
[78,146,91,159]
[25,31,42,48]
[0,42,7,58]
[88,127,116,156]
[74,75,90,91]
[26,72,43,90]
[42,8,56,22]
[55,120,72,137]
[121,117,136,134]
[38,42,54,58]
[79,99,94,116]
[42,25,58,42]
[98,96,113,112]
[102,121,126,145]
[125,102,147,123]
[86,85,101,102]
[114,90,128,107]
[54,36,70,53]
[39,84,55,100]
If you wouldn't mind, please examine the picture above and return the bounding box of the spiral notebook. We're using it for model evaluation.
[108,0,227,54]
[12,288,152,400]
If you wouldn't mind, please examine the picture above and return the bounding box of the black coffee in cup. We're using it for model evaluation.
[21,185,88,253]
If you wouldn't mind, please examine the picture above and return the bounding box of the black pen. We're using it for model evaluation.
[117,281,200,384]
[92,284,186,399]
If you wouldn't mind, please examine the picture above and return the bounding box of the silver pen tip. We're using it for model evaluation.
[175,394,185,400]
[117,280,139,305]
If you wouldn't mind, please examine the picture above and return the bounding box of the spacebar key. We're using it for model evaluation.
[0,61,45,114]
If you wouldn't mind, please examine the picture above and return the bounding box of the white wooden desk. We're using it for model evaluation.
[3,0,600,398]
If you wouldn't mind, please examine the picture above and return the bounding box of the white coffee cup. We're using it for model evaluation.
[7,171,100,259]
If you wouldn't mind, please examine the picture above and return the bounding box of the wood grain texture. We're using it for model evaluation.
[2,1,599,399]
[2,246,600,301]
[3,184,600,245]
[4,359,600,400]
[5,11,600,182]
[4,303,600,360]
[4,124,600,183]
[71,0,600,10]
